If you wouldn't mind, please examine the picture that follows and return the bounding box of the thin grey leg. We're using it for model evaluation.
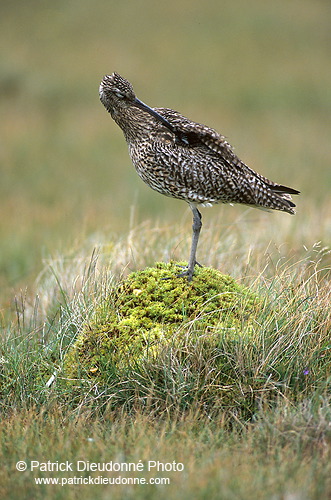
[177,205,202,281]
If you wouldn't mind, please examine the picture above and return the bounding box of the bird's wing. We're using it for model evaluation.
[154,107,234,159]
[154,107,299,197]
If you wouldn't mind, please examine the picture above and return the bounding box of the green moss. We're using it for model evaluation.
[64,262,261,383]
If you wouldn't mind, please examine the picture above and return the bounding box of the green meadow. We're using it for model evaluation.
[0,0,330,498]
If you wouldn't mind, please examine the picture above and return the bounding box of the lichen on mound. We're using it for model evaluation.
[64,262,261,383]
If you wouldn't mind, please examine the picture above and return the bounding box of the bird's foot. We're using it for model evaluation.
[176,267,195,282]
[161,262,202,282]
[175,261,202,282]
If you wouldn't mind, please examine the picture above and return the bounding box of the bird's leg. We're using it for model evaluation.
[177,206,202,282]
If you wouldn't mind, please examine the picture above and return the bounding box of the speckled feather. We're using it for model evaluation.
[99,73,299,213]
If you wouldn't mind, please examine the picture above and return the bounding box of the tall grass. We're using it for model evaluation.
[1,218,330,412]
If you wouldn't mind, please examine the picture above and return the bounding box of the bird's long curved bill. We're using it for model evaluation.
[133,98,176,134]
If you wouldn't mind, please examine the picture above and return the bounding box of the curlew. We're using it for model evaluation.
[99,72,299,281]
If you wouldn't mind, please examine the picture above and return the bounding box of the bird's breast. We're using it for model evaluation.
[127,141,223,204]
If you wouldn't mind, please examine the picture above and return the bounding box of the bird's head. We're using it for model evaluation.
[99,72,137,114]
[99,72,177,136]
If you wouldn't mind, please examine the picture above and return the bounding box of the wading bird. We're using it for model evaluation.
[99,73,299,281]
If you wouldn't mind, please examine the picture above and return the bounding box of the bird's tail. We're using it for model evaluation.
[269,184,300,214]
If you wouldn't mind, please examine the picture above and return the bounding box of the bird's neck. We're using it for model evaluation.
[111,106,155,143]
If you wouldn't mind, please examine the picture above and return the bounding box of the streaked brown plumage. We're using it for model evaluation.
[99,72,299,281]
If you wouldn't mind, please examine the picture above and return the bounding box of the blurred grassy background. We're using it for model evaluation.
[1,0,330,304]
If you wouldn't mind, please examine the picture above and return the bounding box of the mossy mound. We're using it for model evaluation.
[64,262,261,384]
